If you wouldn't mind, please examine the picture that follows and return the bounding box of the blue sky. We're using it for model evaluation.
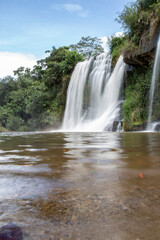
[0,0,133,77]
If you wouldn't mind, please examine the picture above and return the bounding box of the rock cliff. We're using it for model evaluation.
[123,21,160,66]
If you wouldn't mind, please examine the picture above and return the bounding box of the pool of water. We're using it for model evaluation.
[0,131,159,239]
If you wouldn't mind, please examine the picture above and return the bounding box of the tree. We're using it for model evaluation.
[43,47,83,87]
[108,35,126,64]
[116,0,160,44]
[0,46,84,131]
[108,35,126,53]
[69,36,104,59]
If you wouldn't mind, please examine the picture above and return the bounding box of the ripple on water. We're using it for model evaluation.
[0,155,41,161]
[0,132,159,240]
[0,150,24,154]
[18,145,32,148]
[25,148,47,152]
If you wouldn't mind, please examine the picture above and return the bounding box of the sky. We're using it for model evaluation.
[0,0,133,78]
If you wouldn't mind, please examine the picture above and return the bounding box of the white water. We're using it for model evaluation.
[147,35,160,130]
[62,54,125,132]
[146,122,160,132]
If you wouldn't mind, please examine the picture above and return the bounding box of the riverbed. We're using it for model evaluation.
[0,131,159,239]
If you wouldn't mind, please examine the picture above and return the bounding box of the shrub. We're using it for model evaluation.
[6,116,24,131]
[116,0,160,45]
[108,36,128,64]
[122,65,152,130]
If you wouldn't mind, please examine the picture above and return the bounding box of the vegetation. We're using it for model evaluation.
[0,36,104,132]
[116,0,160,44]
[108,35,127,64]
[0,47,83,131]
[69,36,104,59]
[150,72,160,121]
[122,65,152,130]
[108,0,160,130]
[1,0,160,132]
[109,0,160,61]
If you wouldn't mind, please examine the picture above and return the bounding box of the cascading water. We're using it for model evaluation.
[62,58,93,129]
[62,53,125,132]
[147,35,160,131]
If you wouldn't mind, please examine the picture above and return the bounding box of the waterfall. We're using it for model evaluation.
[147,35,160,130]
[62,54,125,132]
[62,58,93,129]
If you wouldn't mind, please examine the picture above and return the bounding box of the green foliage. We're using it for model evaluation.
[0,36,105,132]
[6,115,24,131]
[122,65,152,130]
[109,36,124,53]
[142,0,160,10]
[0,124,7,132]
[69,36,104,59]
[44,47,83,88]
[116,0,160,45]
[0,46,84,131]
[150,74,160,120]
[115,0,160,130]
[108,35,128,64]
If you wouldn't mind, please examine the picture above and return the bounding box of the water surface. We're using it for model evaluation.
[0,131,159,239]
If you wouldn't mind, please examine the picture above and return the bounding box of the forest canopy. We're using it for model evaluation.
[0,47,83,131]
[0,36,104,131]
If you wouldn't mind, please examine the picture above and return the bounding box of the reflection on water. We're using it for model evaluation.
[0,131,160,239]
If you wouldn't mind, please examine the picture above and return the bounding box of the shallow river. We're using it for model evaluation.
[0,131,159,240]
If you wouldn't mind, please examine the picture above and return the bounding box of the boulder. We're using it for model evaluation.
[0,223,23,240]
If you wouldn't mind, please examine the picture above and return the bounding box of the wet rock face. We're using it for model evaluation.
[154,123,160,132]
[123,27,160,66]
[0,223,23,240]
[123,49,154,66]
[112,121,123,132]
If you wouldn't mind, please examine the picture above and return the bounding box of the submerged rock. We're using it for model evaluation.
[0,223,23,240]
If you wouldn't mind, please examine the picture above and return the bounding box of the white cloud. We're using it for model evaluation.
[52,3,89,17]
[52,3,82,12]
[63,4,82,12]
[115,32,124,37]
[100,32,124,53]
[0,52,37,78]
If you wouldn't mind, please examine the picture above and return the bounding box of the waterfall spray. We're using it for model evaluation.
[147,35,160,130]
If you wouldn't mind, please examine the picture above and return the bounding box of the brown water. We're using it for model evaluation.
[0,131,160,240]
